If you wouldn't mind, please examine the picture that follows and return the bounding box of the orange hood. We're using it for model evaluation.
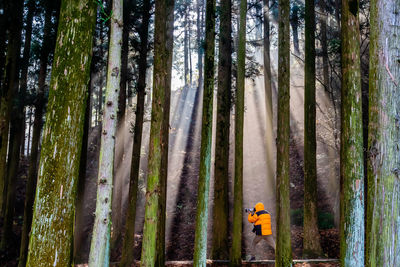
[254,202,265,212]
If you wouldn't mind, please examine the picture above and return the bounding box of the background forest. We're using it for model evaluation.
[0,0,399,266]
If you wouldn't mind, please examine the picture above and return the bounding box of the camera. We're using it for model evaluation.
[245,208,255,213]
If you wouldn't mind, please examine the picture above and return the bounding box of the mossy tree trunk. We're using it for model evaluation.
[211,0,231,260]
[119,0,151,265]
[366,1,400,266]
[0,0,23,219]
[275,0,292,266]
[192,0,216,265]
[339,1,364,266]
[303,0,323,258]
[140,0,174,265]
[25,1,96,266]
[88,0,123,266]
[230,0,246,266]
[155,1,174,266]
[0,0,34,251]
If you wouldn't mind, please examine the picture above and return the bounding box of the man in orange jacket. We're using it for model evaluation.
[247,202,276,260]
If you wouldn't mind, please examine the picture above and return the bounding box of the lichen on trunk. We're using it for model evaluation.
[140,0,174,265]
[366,0,400,266]
[339,1,365,266]
[88,0,123,266]
[26,1,96,266]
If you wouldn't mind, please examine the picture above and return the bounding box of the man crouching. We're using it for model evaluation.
[247,202,276,261]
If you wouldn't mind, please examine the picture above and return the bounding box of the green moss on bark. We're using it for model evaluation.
[366,1,400,266]
[339,1,365,266]
[275,0,292,266]
[140,0,174,265]
[193,0,216,265]
[26,1,96,266]
[212,0,231,260]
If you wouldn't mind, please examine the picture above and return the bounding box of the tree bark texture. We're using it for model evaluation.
[25,1,96,266]
[0,0,23,219]
[230,0,246,266]
[155,0,174,265]
[276,0,292,266]
[339,1,365,266]
[303,0,323,258]
[119,1,151,266]
[88,0,123,266]
[211,0,231,260]
[366,1,400,266]
[111,0,131,251]
[140,0,174,265]
[193,0,215,265]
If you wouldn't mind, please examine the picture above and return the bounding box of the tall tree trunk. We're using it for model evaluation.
[119,0,151,265]
[339,1,364,266]
[155,0,174,267]
[140,0,174,265]
[366,1,400,266]
[155,1,174,265]
[303,0,323,257]
[275,0,292,266]
[1,0,35,251]
[263,0,274,198]
[211,0,231,260]
[88,0,123,265]
[0,0,24,219]
[192,0,215,265]
[230,0,246,266]
[111,0,131,251]
[25,1,96,265]
[290,4,300,55]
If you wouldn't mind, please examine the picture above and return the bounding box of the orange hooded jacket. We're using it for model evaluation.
[248,202,272,235]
